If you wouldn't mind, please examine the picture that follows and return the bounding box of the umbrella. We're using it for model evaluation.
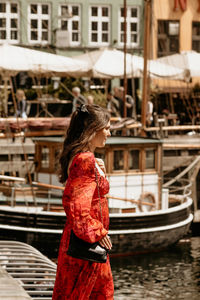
[75,48,186,80]
[155,51,200,80]
[75,48,143,78]
[0,43,87,76]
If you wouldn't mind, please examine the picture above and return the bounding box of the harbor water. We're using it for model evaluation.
[110,237,200,299]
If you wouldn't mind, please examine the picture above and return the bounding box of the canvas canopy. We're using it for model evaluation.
[155,51,200,81]
[0,43,87,76]
[75,48,186,80]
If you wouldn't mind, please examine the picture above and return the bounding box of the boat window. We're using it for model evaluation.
[113,150,124,171]
[41,146,49,169]
[54,148,61,171]
[145,149,155,169]
[129,149,139,170]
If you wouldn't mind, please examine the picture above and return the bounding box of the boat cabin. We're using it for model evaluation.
[34,136,166,213]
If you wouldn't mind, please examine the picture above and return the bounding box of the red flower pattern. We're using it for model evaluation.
[52,152,114,299]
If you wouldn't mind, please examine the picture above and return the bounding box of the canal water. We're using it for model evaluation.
[110,237,200,300]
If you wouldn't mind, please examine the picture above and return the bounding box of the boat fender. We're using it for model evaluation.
[138,192,156,212]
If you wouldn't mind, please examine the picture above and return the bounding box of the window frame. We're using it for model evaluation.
[88,5,110,47]
[157,20,180,57]
[118,6,140,48]
[0,1,19,43]
[110,146,158,174]
[28,3,51,45]
[58,3,81,46]
[192,21,200,53]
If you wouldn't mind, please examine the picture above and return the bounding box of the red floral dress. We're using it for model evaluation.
[52,152,114,300]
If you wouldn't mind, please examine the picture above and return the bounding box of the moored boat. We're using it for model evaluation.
[0,136,193,257]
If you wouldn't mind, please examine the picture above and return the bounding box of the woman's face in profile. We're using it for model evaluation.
[90,121,111,150]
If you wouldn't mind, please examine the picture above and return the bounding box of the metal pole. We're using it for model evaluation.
[141,0,151,136]
[123,0,127,118]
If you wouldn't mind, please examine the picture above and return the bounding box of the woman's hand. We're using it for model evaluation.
[99,235,112,250]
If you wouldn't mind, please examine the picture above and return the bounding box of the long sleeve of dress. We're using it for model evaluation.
[63,152,108,244]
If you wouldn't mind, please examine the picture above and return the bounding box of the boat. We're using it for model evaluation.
[0,135,193,257]
[0,0,194,257]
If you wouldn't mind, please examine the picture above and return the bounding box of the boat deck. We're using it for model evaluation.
[0,241,56,300]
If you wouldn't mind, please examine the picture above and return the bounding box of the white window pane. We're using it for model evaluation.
[169,22,179,35]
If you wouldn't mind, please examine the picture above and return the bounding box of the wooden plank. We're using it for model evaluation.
[193,210,200,223]
[0,267,32,300]
[164,144,200,149]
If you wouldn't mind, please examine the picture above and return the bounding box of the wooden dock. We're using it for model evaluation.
[0,241,57,300]
[0,266,31,300]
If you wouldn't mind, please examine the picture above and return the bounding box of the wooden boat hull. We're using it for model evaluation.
[0,197,193,256]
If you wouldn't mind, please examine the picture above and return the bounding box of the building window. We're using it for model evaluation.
[28,3,50,44]
[0,1,19,43]
[58,4,81,46]
[89,5,110,46]
[192,22,200,52]
[119,6,140,48]
[157,20,179,57]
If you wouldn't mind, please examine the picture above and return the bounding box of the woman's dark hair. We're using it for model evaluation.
[58,104,110,183]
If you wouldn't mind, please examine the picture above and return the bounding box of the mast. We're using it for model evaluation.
[123,0,127,118]
[141,0,151,136]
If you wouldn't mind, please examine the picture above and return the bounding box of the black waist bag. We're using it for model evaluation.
[67,230,108,263]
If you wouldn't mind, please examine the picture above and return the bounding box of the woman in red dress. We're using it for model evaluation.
[52,104,114,299]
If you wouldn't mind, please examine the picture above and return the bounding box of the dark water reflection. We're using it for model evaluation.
[110,237,200,300]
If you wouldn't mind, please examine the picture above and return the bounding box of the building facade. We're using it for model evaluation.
[0,0,144,57]
[152,0,200,59]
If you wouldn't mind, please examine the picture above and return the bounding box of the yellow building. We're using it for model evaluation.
[151,0,200,91]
